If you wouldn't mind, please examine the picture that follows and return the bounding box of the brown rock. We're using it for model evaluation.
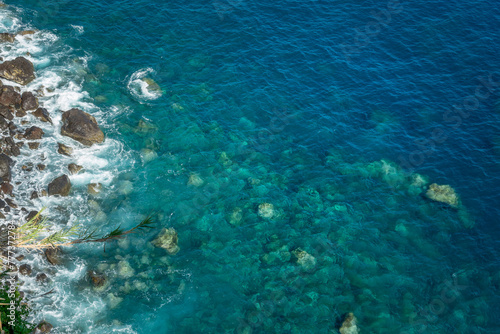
[18,30,36,36]
[0,181,13,195]
[21,91,38,111]
[37,163,46,171]
[24,126,44,140]
[19,264,32,276]
[57,142,73,156]
[5,198,17,208]
[15,109,27,117]
[88,183,102,195]
[0,153,13,182]
[28,142,40,149]
[88,270,107,288]
[30,191,39,199]
[44,247,62,265]
[61,108,104,146]
[48,174,71,196]
[37,321,53,333]
[0,33,15,43]
[0,85,21,107]
[0,57,36,85]
[36,273,49,283]
[32,107,52,124]
[0,105,14,120]
[68,163,83,175]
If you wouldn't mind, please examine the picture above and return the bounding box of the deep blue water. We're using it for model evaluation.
[2,0,500,332]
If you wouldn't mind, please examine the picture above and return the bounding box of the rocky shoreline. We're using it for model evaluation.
[0,31,105,333]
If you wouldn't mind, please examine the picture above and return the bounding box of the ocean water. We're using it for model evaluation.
[1,0,500,333]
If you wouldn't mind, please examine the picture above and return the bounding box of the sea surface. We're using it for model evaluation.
[1,0,500,333]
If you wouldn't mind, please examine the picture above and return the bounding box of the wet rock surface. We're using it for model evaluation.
[48,174,71,196]
[0,56,36,85]
[61,108,104,146]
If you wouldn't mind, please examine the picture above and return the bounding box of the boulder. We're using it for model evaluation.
[0,181,13,195]
[60,108,104,146]
[0,105,14,120]
[28,142,40,149]
[21,91,38,111]
[0,57,36,85]
[36,273,49,283]
[18,264,32,276]
[0,85,22,107]
[32,107,52,123]
[339,313,359,334]
[18,30,36,36]
[48,174,71,196]
[0,115,8,130]
[0,153,13,182]
[44,247,63,265]
[37,321,53,333]
[88,183,102,195]
[258,203,276,219]
[68,163,83,175]
[24,126,44,140]
[57,142,73,156]
[425,183,459,208]
[293,248,317,272]
[152,228,180,255]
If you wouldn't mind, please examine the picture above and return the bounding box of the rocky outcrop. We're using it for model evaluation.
[0,57,36,85]
[68,163,83,175]
[48,174,71,196]
[18,264,32,276]
[61,108,104,146]
[0,33,15,43]
[152,228,180,255]
[339,313,359,334]
[425,183,459,208]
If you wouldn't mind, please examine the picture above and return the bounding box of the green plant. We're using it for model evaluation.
[0,276,36,334]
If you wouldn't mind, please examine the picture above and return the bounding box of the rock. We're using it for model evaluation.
[15,109,27,117]
[37,321,53,333]
[339,313,359,334]
[0,114,8,130]
[28,142,40,149]
[26,210,39,222]
[152,228,180,255]
[44,247,62,265]
[21,91,38,111]
[426,183,459,208]
[188,173,204,187]
[87,183,102,195]
[0,33,15,43]
[117,260,135,278]
[24,126,44,140]
[293,248,317,272]
[0,211,5,219]
[32,107,52,124]
[258,203,276,219]
[37,163,46,171]
[15,255,24,261]
[0,199,4,208]
[30,191,39,199]
[68,163,83,175]
[0,105,14,120]
[36,273,49,283]
[0,153,13,181]
[0,85,21,107]
[57,142,73,156]
[18,264,32,276]
[60,108,104,146]
[48,174,71,196]
[5,198,17,208]
[0,57,36,85]
[18,30,36,36]
[0,181,13,195]
[88,270,107,288]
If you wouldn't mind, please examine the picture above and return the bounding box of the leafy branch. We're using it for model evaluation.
[11,210,155,250]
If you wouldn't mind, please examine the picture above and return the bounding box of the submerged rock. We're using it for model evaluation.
[48,174,71,196]
[88,183,102,195]
[36,321,53,333]
[152,227,180,255]
[88,270,107,288]
[426,183,459,208]
[117,260,135,278]
[258,203,276,219]
[61,108,104,146]
[339,313,359,334]
[188,173,204,187]
[0,57,36,85]
[293,248,317,272]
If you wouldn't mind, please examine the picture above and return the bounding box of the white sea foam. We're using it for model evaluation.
[127,67,162,102]
[0,7,138,334]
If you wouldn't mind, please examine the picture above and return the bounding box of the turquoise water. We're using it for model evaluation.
[1,0,500,332]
